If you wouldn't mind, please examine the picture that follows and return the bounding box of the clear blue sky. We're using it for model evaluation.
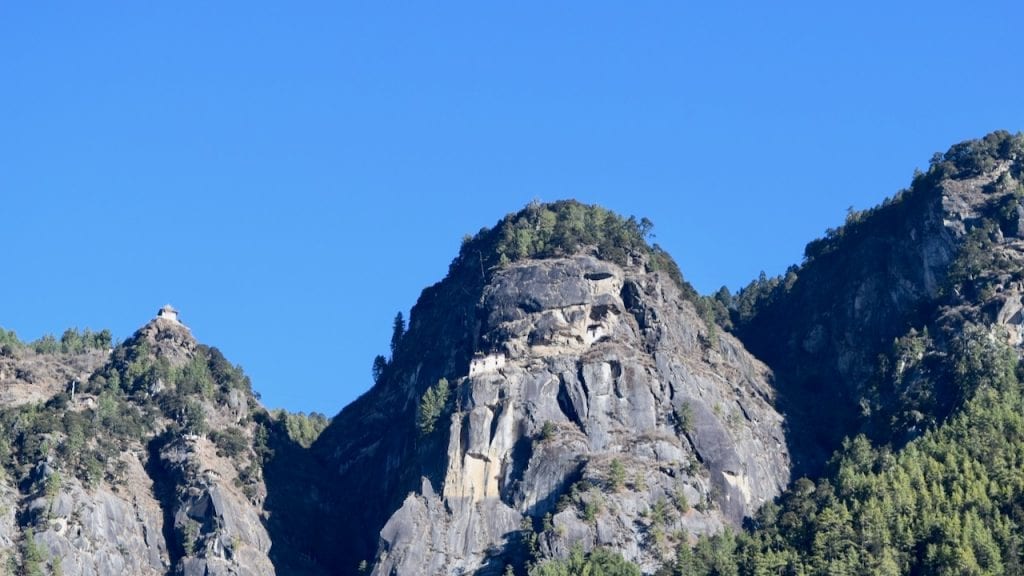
[2,2,1021,415]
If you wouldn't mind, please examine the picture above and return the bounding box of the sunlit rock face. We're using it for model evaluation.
[369,254,789,575]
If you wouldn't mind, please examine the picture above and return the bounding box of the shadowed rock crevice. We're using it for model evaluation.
[556,375,585,433]
[261,421,337,576]
[146,434,182,575]
[526,460,586,520]
[502,435,533,501]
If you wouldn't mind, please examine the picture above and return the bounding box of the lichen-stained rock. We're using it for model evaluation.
[367,253,790,575]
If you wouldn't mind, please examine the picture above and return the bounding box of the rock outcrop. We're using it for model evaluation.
[370,254,789,574]
[0,311,276,576]
[309,199,793,576]
[29,462,167,576]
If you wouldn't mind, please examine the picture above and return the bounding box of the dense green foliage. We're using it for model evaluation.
[0,327,22,356]
[416,377,451,436]
[934,131,1024,180]
[539,420,557,442]
[391,312,406,358]
[687,133,1024,575]
[371,354,388,384]
[720,131,1024,464]
[272,410,330,448]
[369,310,407,387]
[608,459,626,492]
[210,426,250,458]
[0,334,255,491]
[27,328,113,355]
[529,547,642,576]
[452,200,699,302]
[719,328,1024,575]
[20,528,45,576]
[492,201,652,267]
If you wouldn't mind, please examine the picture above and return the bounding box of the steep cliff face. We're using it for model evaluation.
[313,203,790,575]
[372,254,789,575]
[0,313,275,576]
[735,130,1024,475]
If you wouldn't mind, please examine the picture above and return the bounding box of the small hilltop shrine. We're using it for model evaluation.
[156,304,181,324]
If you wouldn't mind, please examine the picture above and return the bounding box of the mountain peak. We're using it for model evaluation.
[128,304,197,370]
[315,204,789,574]
[448,199,699,306]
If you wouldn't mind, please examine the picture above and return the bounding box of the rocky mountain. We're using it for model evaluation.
[716,130,1024,574]
[734,130,1024,476]
[2,131,1024,575]
[305,202,791,575]
[0,310,276,576]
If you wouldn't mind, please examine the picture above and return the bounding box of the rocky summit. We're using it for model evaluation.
[0,311,272,576]
[3,131,1024,575]
[370,252,789,575]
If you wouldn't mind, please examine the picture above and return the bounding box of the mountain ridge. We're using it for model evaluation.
[733,129,1024,475]
[1,130,1023,574]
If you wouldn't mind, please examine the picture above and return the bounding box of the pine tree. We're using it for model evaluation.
[390,312,405,358]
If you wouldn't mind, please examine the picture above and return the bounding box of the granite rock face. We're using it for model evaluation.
[19,456,165,576]
[155,436,274,576]
[0,314,276,576]
[366,255,789,574]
